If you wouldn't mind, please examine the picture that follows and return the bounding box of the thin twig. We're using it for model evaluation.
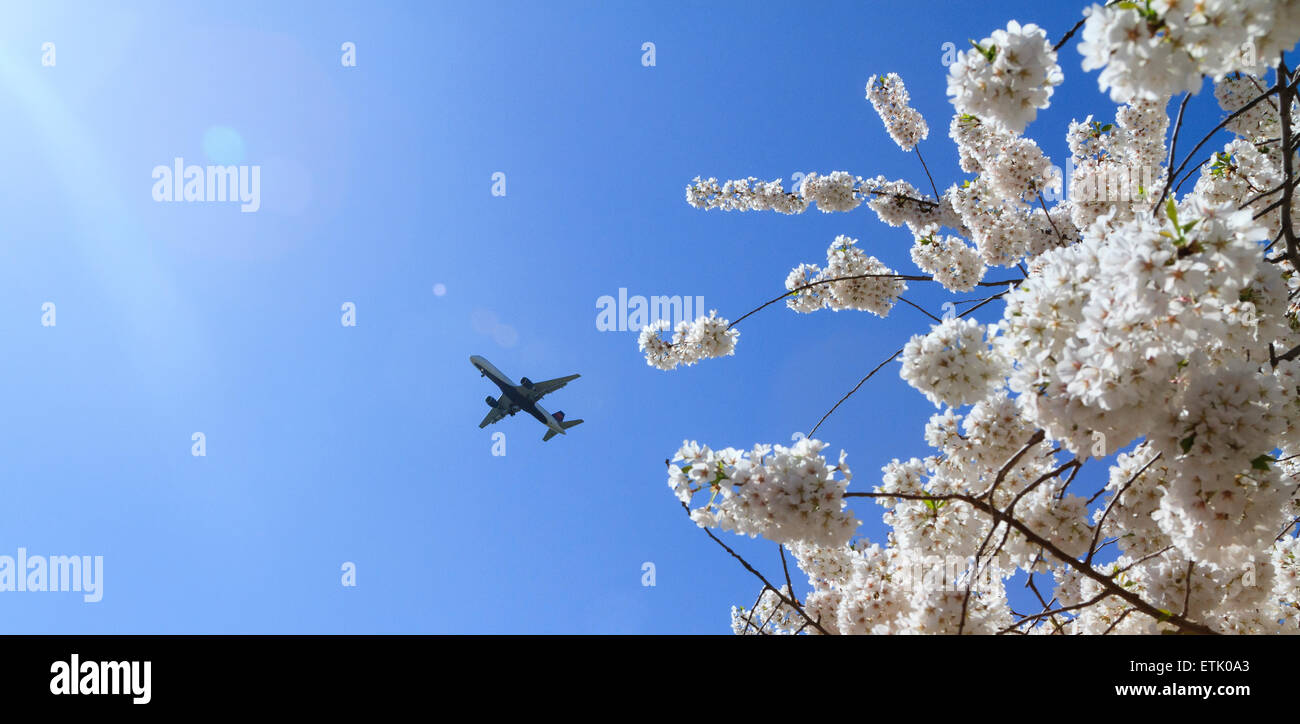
[808,348,904,437]
[687,503,830,635]
[899,296,942,322]
[1052,17,1088,52]
[1086,451,1162,564]
[1153,84,1280,212]
[1153,93,1192,217]
[915,145,941,201]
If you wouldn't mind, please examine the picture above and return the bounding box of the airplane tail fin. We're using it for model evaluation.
[542,418,584,441]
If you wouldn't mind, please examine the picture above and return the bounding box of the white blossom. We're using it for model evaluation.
[899,317,1006,408]
[947,20,1063,133]
[867,73,929,151]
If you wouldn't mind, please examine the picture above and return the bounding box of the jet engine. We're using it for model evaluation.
[485,396,497,407]
[520,377,534,388]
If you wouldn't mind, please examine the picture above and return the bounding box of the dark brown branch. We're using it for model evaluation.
[979,430,1046,502]
[1005,459,1082,514]
[1037,192,1070,246]
[1086,451,1162,564]
[779,544,797,605]
[844,490,1218,634]
[1278,59,1300,268]
[740,585,772,635]
[1052,17,1088,52]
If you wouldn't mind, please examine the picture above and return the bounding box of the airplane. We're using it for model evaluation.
[471,355,583,441]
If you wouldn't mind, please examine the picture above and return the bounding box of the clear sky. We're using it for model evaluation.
[0,1,1236,633]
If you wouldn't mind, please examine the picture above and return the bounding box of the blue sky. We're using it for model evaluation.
[0,1,1239,633]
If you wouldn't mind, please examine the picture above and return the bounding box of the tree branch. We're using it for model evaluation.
[844,490,1218,634]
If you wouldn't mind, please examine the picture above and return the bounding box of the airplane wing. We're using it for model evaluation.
[528,373,580,399]
[475,405,499,428]
[478,403,511,428]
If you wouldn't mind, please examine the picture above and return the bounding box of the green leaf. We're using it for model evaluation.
[1179,434,1196,454]
[1165,198,1179,226]
[968,39,997,63]
[1251,454,1276,471]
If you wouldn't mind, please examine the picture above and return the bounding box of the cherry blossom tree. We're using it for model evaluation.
[643,2,1300,634]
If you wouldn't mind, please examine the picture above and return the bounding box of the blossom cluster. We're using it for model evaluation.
[792,540,1013,635]
[899,317,1005,408]
[659,6,1300,633]
[637,310,738,371]
[1079,0,1300,103]
[947,20,1063,133]
[867,73,929,151]
[668,438,858,548]
[685,172,960,233]
[1065,96,1170,230]
[997,204,1295,568]
[782,236,907,316]
[910,233,984,292]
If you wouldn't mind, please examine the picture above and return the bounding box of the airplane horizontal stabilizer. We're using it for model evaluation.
[542,419,583,441]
